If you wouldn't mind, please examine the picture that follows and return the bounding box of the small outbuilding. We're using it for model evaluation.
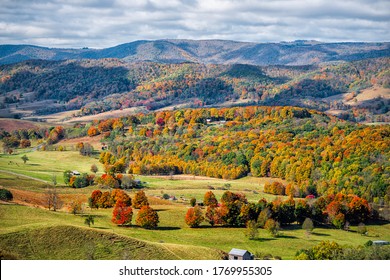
[373,240,390,246]
[228,248,254,260]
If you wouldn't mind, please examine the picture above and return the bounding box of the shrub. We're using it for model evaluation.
[0,189,13,201]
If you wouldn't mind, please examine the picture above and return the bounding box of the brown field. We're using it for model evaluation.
[0,118,51,132]
[345,86,390,105]
[62,107,145,123]
[56,135,104,149]
[322,86,390,104]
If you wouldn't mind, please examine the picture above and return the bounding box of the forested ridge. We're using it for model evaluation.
[0,57,389,121]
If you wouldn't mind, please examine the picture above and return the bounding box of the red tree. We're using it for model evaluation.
[112,200,133,225]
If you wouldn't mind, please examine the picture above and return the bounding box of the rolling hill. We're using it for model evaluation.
[0,56,388,123]
[1,39,389,66]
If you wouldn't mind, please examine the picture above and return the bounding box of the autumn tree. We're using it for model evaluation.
[185,206,204,228]
[88,190,102,209]
[136,205,159,229]
[98,191,114,208]
[19,139,31,148]
[69,199,83,215]
[132,190,149,209]
[204,191,218,207]
[90,164,98,174]
[111,189,132,206]
[87,126,99,137]
[112,200,133,225]
[205,206,222,226]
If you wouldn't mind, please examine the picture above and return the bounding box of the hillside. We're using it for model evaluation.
[1,40,389,66]
[0,57,389,123]
[56,106,389,203]
[0,223,225,260]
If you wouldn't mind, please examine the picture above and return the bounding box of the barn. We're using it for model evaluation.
[228,248,254,260]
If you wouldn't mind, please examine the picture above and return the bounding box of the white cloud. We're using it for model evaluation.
[0,0,388,48]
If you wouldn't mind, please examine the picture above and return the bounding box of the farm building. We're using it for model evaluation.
[228,248,254,260]
[373,240,390,246]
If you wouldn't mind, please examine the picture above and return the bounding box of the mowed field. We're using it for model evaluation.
[1,145,390,260]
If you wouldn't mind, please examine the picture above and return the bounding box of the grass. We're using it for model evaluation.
[1,199,389,260]
[0,204,224,260]
[0,150,104,184]
[1,148,389,260]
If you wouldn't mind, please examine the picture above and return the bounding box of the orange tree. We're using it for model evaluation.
[136,205,159,229]
[185,206,204,228]
[132,190,149,209]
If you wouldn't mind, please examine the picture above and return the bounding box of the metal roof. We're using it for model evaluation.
[229,248,249,256]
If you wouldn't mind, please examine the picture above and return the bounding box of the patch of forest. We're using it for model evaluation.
[81,106,390,204]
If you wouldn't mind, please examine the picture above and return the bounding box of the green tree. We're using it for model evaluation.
[264,218,280,237]
[190,197,196,207]
[63,170,73,186]
[21,155,29,164]
[84,215,95,227]
[302,217,314,236]
[245,220,259,240]
[0,189,13,201]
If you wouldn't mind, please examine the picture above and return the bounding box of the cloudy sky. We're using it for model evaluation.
[1,0,389,48]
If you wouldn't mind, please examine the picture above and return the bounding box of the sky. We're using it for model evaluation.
[0,0,389,48]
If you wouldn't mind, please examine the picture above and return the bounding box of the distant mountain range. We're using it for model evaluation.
[1,39,389,66]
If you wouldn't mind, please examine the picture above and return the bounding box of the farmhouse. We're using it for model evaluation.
[228,248,254,260]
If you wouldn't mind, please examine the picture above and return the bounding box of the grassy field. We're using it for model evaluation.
[1,148,390,260]
[0,150,104,184]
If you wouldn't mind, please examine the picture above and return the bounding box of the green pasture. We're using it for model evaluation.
[1,149,389,260]
[0,150,104,184]
[1,198,389,260]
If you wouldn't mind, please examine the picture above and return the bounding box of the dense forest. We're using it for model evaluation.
[79,106,390,204]
[0,57,388,121]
